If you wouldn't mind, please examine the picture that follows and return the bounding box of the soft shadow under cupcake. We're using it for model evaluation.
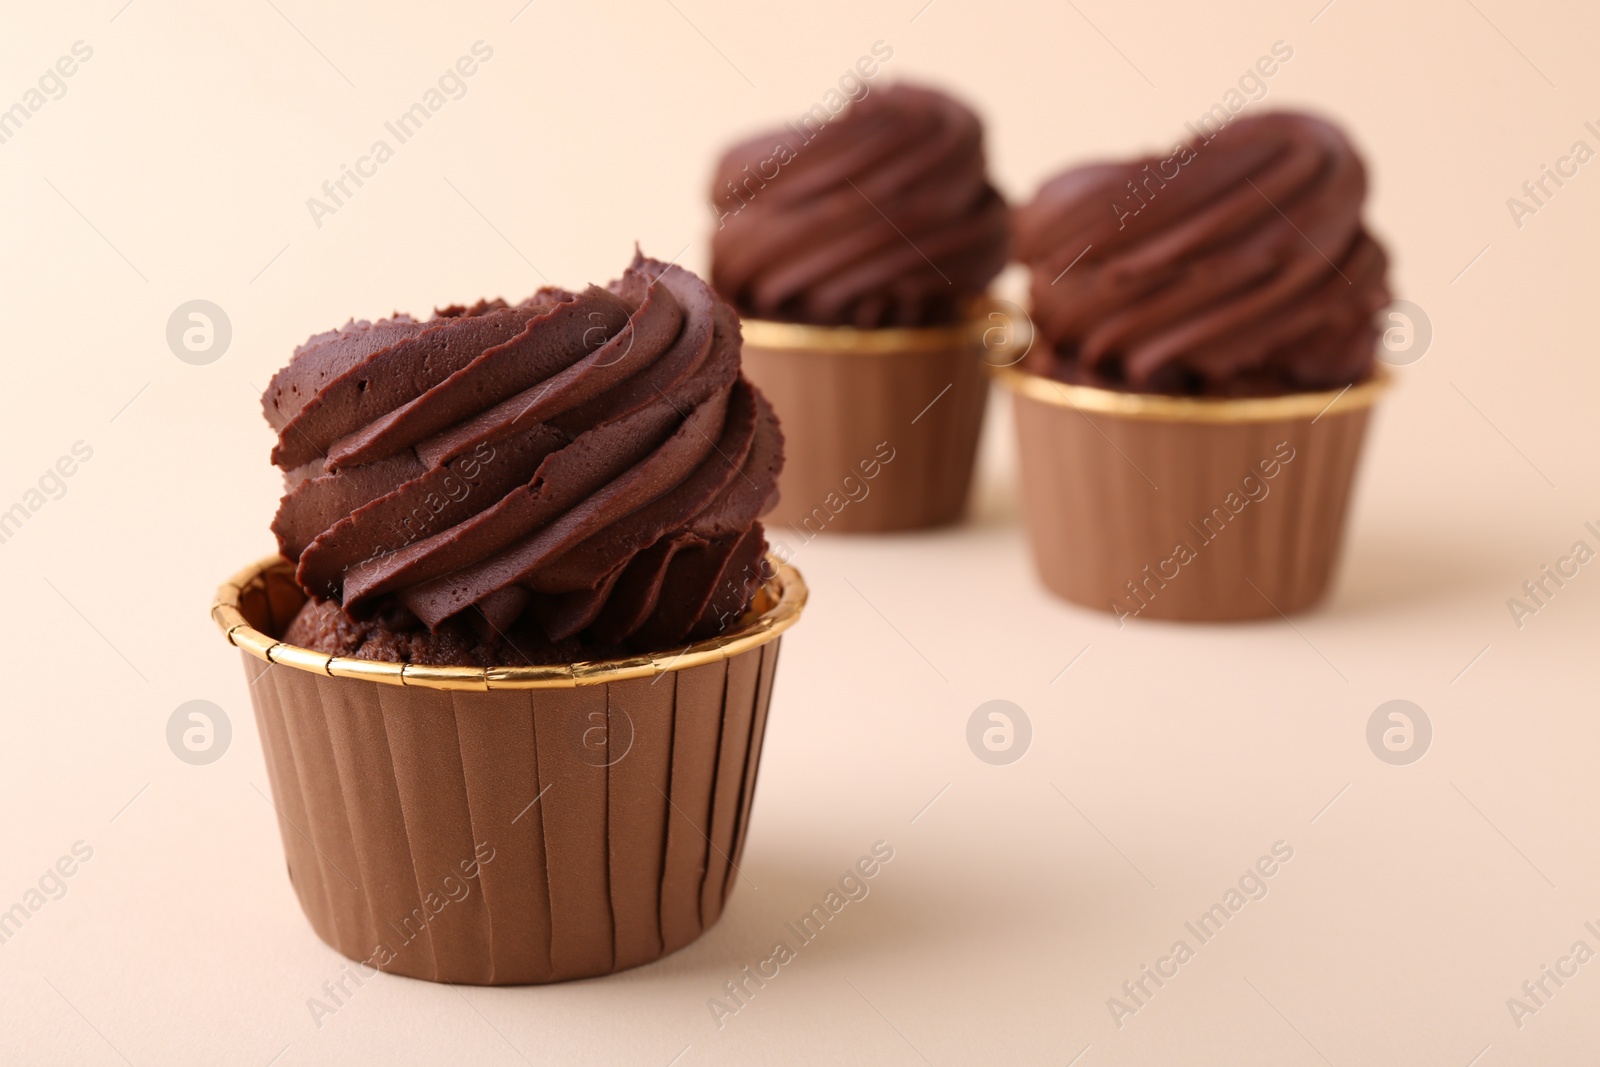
[1320,527,1525,618]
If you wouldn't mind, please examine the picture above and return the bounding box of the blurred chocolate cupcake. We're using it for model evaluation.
[214,252,807,984]
[1004,111,1391,621]
[710,82,1007,533]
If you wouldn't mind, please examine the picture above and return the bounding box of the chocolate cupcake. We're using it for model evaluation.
[709,82,1007,533]
[1004,111,1391,621]
[213,253,807,984]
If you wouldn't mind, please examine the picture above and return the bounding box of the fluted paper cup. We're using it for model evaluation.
[211,554,806,984]
[995,367,1389,622]
[740,312,991,533]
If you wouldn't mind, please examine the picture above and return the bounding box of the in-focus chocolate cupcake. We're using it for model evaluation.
[709,82,1007,533]
[212,252,806,984]
[1005,111,1391,621]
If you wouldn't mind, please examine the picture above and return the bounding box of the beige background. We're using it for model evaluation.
[2,0,1598,1063]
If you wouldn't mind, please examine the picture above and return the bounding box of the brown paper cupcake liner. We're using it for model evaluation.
[995,367,1389,622]
[740,312,991,533]
[212,554,805,984]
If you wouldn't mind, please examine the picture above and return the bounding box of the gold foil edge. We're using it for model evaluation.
[268,643,332,676]
[402,663,488,692]
[211,602,245,634]
[214,554,807,690]
[739,299,996,354]
[326,656,407,687]
[991,364,1392,423]
[230,627,278,661]
[572,655,657,684]
[485,665,576,689]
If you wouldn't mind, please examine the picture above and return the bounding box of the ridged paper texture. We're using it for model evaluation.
[242,637,783,985]
[741,325,988,533]
[1012,393,1375,621]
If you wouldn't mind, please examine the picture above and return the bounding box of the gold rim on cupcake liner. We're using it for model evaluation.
[991,363,1392,423]
[739,298,1000,353]
[212,553,807,691]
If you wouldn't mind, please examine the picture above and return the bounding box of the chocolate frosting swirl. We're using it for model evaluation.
[262,252,783,660]
[1013,111,1390,396]
[709,82,1008,328]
